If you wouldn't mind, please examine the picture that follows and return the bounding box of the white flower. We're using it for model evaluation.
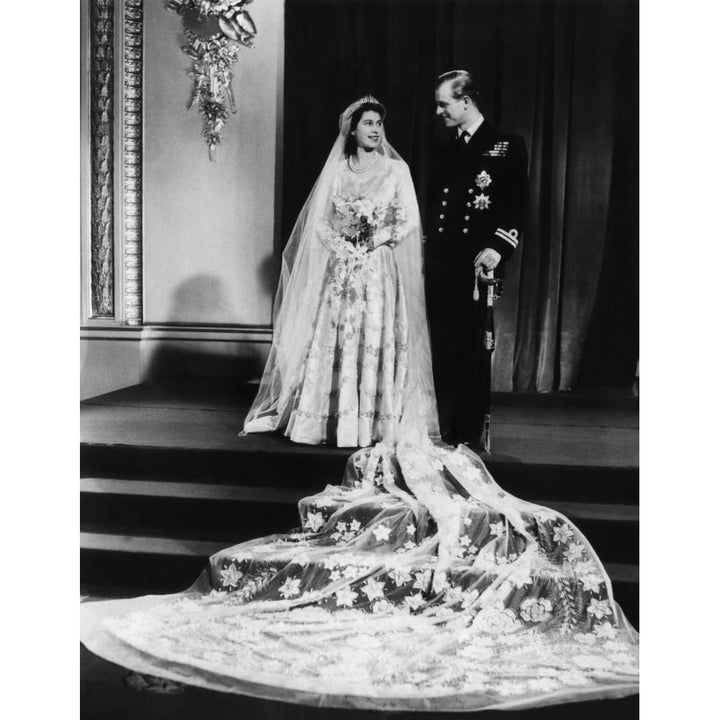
[403,540,417,551]
[304,511,325,532]
[321,557,338,570]
[413,570,431,591]
[350,198,375,219]
[580,573,603,593]
[475,171,492,189]
[349,519,362,533]
[472,607,521,634]
[334,587,358,607]
[563,543,585,562]
[489,520,505,537]
[278,578,301,599]
[509,567,534,587]
[553,523,574,544]
[473,193,491,211]
[361,578,386,601]
[587,598,612,619]
[406,522,416,536]
[404,592,425,610]
[372,524,391,542]
[329,569,343,582]
[463,515,473,527]
[594,621,618,639]
[219,563,243,588]
[459,535,471,547]
[290,552,310,567]
[389,567,412,586]
[519,597,553,623]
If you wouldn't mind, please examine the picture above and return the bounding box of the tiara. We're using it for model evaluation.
[339,95,382,133]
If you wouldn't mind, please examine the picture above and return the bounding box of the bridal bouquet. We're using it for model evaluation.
[328,195,407,250]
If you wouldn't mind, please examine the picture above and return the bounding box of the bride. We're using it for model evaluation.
[81,97,639,712]
[242,96,437,447]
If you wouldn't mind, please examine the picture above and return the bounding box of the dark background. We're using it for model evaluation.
[282,0,638,392]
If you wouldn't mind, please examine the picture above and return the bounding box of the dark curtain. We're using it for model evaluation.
[283,0,638,391]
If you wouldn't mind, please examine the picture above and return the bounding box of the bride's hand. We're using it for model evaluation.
[370,240,396,252]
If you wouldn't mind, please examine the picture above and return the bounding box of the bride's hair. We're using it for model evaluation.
[343,100,387,156]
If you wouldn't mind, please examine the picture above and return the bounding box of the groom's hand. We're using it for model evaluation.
[474,248,501,283]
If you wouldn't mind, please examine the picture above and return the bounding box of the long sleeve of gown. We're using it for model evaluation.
[392,161,421,244]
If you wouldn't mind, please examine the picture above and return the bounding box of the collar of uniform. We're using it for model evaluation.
[458,115,484,141]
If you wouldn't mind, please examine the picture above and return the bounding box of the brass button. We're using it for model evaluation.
[441,201,447,206]
[462,228,468,234]
[439,214,445,219]
[466,202,472,208]
[443,188,449,194]
[464,215,470,221]
[468,188,474,194]
[439,227,444,233]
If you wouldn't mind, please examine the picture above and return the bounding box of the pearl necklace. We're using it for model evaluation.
[348,152,380,174]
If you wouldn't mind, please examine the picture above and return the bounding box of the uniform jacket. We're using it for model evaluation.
[425,121,528,280]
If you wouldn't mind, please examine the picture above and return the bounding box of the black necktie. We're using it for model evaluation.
[457,130,470,145]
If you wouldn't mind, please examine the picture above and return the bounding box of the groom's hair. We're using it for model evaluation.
[436,70,480,107]
[344,100,387,156]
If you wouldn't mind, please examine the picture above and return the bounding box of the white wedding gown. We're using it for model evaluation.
[81,100,638,712]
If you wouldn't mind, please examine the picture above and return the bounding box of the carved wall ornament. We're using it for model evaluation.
[123,0,144,325]
[90,0,115,317]
[85,0,144,325]
[166,0,258,161]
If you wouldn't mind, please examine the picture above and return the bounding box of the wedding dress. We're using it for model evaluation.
[81,98,638,712]
[278,155,415,446]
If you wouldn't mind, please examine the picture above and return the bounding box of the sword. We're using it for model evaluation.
[473,266,502,452]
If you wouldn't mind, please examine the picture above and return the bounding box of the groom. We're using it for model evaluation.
[425,70,528,448]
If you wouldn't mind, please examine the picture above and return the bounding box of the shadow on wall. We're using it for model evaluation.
[144,274,268,383]
[258,252,281,308]
[163,274,233,322]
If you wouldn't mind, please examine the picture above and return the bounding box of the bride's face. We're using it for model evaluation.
[352,111,383,152]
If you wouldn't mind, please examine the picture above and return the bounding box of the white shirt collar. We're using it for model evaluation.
[458,115,484,141]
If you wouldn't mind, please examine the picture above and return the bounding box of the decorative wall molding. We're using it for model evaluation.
[89,0,115,318]
[122,0,144,325]
[85,0,145,325]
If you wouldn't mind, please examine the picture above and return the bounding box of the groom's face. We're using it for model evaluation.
[435,81,469,128]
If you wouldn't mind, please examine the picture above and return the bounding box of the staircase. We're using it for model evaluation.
[80,382,639,626]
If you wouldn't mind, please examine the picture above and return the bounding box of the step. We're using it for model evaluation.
[81,443,638,505]
[80,478,638,564]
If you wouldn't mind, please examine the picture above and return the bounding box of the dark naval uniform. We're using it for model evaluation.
[425,121,528,443]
